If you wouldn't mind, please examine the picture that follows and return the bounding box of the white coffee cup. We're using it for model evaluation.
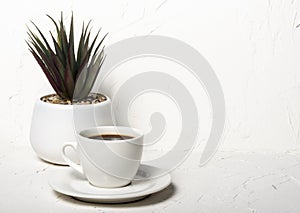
[61,126,143,188]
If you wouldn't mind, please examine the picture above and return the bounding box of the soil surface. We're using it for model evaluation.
[41,93,107,105]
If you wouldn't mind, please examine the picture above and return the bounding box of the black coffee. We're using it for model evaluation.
[88,134,134,141]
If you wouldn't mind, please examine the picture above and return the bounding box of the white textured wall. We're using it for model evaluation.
[2,0,300,152]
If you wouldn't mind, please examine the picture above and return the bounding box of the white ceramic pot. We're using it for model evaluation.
[30,94,113,165]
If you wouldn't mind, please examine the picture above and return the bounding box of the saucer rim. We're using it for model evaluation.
[48,164,171,201]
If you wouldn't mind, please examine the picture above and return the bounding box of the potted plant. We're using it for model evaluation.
[27,13,112,165]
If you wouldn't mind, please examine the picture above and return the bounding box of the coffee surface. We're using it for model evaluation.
[88,134,134,141]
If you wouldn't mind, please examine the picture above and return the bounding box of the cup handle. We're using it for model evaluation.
[61,142,84,175]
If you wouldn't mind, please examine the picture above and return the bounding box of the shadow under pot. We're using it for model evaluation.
[30,93,113,165]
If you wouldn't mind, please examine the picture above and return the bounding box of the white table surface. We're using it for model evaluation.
[1,143,300,213]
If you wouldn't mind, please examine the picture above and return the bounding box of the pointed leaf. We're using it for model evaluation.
[79,50,105,98]
[76,22,86,67]
[59,12,69,60]
[52,54,66,88]
[30,21,55,55]
[73,63,88,99]
[68,13,76,78]
[28,36,65,92]
[50,32,65,67]
[28,46,66,98]
[64,59,75,99]
[47,14,62,46]
[93,32,107,56]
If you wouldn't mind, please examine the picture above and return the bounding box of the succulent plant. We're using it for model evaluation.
[26,13,107,101]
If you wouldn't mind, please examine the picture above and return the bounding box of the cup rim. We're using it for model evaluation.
[78,126,144,143]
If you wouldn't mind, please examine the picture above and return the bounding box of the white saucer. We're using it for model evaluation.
[48,164,171,203]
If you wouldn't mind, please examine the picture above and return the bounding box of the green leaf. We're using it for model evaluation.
[28,45,66,98]
[80,51,105,98]
[76,22,86,68]
[68,13,76,78]
[27,35,65,92]
[50,32,66,67]
[73,63,88,99]
[29,21,55,56]
[51,54,67,92]
[27,29,50,59]
[59,12,69,60]
[47,14,62,46]
[64,59,75,99]
[27,23,66,89]
[93,32,108,56]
